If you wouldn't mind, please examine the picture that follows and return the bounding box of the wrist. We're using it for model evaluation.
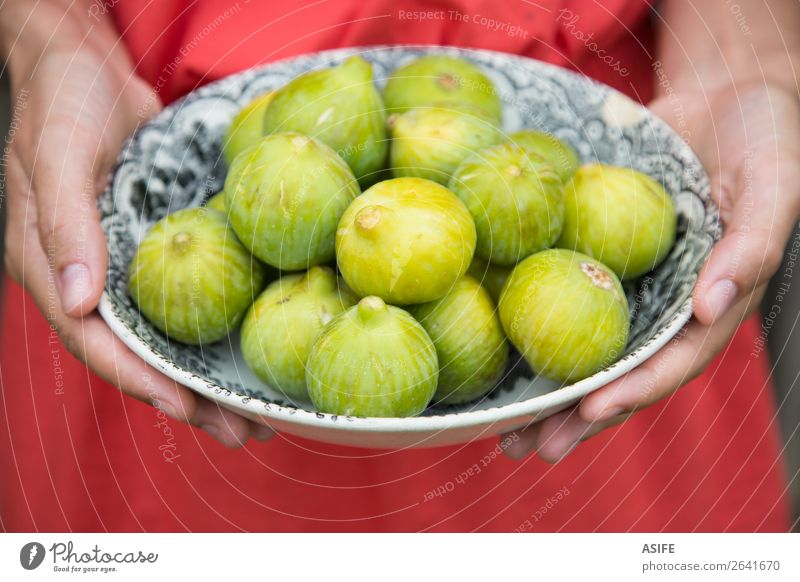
[716,51,799,98]
[1,0,117,85]
[654,56,799,105]
[655,0,800,100]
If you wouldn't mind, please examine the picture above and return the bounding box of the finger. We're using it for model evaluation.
[75,310,269,448]
[533,288,760,462]
[42,282,259,449]
[502,407,624,463]
[581,284,761,423]
[251,422,276,442]
[66,313,198,422]
[2,150,31,283]
[534,407,631,464]
[694,103,800,326]
[502,406,631,463]
[121,74,163,125]
[503,280,764,462]
[21,53,151,318]
[694,190,797,326]
[531,408,583,463]
[190,400,256,448]
[502,421,542,460]
[28,111,109,317]
[8,192,256,448]
[65,312,262,449]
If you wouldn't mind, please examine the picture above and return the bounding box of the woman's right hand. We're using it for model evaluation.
[1,1,274,447]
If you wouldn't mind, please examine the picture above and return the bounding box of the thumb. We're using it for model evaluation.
[31,115,109,317]
[29,69,161,319]
[693,148,800,325]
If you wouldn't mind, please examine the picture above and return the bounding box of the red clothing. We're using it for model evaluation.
[0,0,790,532]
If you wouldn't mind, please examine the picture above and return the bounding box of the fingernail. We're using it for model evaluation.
[705,279,737,322]
[550,440,580,463]
[252,424,274,441]
[200,423,221,441]
[596,405,625,422]
[58,263,92,313]
[502,432,538,460]
[504,441,535,460]
[152,398,180,420]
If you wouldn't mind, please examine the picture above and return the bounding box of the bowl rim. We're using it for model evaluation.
[98,44,709,434]
[99,295,692,432]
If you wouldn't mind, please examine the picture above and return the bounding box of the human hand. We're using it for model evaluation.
[2,2,273,447]
[503,83,800,462]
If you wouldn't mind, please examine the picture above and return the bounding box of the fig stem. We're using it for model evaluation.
[438,73,459,91]
[580,262,614,290]
[355,206,382,232]
[171,232,194,254]
[357,296,387,324]
[342,55,372,79]
[305,265,334,292]
[290,134,311,151]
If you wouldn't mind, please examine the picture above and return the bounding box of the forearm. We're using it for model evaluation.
[655,0,800,96]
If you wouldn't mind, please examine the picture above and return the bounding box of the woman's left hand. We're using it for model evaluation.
[504,83,800,462]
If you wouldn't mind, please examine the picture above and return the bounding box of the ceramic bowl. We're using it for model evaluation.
[98,46,720,449]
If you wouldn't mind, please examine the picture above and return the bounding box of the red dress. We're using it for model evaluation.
[0,0,790,532]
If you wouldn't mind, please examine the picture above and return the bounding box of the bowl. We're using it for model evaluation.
[98,46,720,449]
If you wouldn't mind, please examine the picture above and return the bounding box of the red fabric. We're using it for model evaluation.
[0,0,790,532]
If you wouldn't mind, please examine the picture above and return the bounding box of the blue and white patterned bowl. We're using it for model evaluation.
[98,46,720,449]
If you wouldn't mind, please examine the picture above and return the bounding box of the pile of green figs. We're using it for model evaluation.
[129,54,677,418]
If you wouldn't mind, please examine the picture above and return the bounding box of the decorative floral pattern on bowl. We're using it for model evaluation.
[98,46,720,449]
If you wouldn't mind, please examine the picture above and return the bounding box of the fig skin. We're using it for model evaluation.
[335,177,476,305]
[410,276,508,404]
[556,163,677,280]
[262,56,388,185]
[449,143,564,266]
[222,91,275,166]
[388,103,503,185]
[240,266,356,401]
[225,132,360,271]
[383,55,502,122]
[498,248,629,383]
[306,296,438,417]
[128,207,267,345]
[205,191,289,283]
[509,130,580,183]
[466,256,513,304]
[205,191,227,213]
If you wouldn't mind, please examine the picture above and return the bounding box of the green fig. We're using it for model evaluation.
[222,91,275,166]
[388,103,503,185]
[336,177,476,305]
[262,56,388,185]
[410,276,508,404]
[205,191,287,283]
[449,143,564,266]
[509,130,580,183]
[466,256,513,304]
[225,132,360,271]
[306,296,438,417]
[129,207,266,345]
[498,249,629,383]
[556,163,677,280]
[205,191,227,213]
[240,266,356,401]
[383,55,502,121]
